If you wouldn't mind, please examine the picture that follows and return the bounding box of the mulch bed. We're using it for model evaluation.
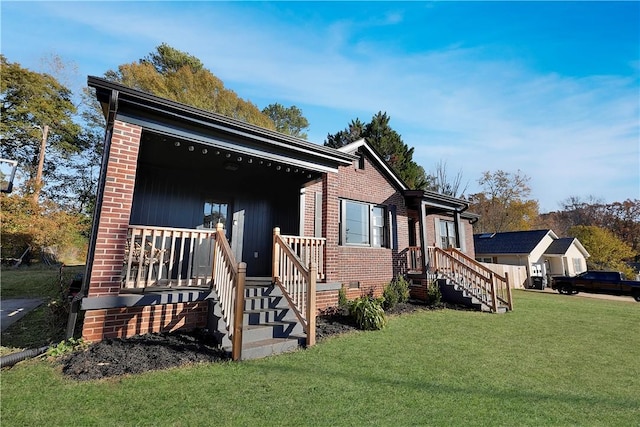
[60,301,449,381]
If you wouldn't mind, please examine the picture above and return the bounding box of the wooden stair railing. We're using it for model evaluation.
[211,223,246,361]
[272,227,317,347]
[431,247,513,312]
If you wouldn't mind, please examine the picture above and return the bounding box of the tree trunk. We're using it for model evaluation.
[33,125,49,203]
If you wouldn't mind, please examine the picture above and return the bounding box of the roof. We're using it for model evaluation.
[87,76,355,174]
[473,229,556,255]
[545,237,590,258]
[545,238,575,255]
[338,138,408,191]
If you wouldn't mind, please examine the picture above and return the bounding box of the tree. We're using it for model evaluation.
[426,160,468,197]
[469,169,539,233]
[569,225,635,278]
[325,112,429,190]
[0,55,82,201]
[538,197,640,258]
[105,43,276,129]
[262,103,310,139]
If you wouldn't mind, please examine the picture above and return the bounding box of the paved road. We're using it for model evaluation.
[0,299,43,332]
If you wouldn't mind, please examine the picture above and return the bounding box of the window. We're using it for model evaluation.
[572,258,584,274]
[341,200,387,247]
[439,220,457,249]
[203,200,228,229]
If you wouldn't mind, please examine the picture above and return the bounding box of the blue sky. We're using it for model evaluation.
[2,1,639,212]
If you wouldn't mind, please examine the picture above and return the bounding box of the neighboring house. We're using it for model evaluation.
[474,230,590,288]
[70,77,509,359]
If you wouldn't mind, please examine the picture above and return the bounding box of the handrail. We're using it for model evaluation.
[272,227,316,347]
[431,247,513,312]
[211,223,245,361]
[280,235,326,281]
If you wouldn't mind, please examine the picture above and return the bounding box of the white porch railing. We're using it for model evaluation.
[123,225,219,289]
[280,235,326,281]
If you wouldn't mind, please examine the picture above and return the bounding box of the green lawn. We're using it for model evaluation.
[1,290,639,426]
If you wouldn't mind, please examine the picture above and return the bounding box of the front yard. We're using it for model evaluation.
[1,288,639,426]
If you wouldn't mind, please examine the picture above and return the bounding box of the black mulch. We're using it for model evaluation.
[60,301,456,381]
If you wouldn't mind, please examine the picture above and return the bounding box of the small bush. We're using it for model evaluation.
[349,296,387,330]
[382,275,410,310]
[426,280,442,306]
[46,337,86,358]
[338,285,348,308]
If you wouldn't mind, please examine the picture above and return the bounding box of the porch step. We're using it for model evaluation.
[216,277,306,360]
[439,279,509,313]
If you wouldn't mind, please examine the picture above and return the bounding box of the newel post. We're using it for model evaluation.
[505,272,513,311]
[306,262,317,347]
[489,272,498,313]
[232,261,246,361]
[272,227,280,282]
[211,223,224,282]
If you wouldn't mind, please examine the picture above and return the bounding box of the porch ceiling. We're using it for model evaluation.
[89,76,355,175]
[139,130,323,185]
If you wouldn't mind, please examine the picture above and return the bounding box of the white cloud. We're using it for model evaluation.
[8,2,637,212]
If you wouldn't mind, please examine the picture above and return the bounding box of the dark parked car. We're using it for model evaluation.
[551,270,640,301]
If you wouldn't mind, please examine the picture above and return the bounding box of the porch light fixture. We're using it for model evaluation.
[188,145,194,152]
[226,153,231,158]
[215,150,220,155]
[276,165,281,170]
[286,167,291,172]
[174,141,181,147]
[224,162,239,171]
[237,156,242,162]
[202,148,208,154]
[247,159,253,164]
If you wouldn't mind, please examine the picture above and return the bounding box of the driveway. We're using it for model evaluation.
[528,288,635,303]
[1,299,44,332]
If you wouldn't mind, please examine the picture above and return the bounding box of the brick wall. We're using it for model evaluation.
[318,153,410,308]
[82,302,209,342]
[82,121,207,342]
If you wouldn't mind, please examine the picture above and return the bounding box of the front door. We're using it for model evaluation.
[194,199,230,278]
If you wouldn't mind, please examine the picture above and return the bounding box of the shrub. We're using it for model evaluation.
[349,296,387,330]
[426,280,441,306]
[338,285,348,308]
[382,275,410,310]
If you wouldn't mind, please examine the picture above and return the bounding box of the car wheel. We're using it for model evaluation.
[633,292,640,302]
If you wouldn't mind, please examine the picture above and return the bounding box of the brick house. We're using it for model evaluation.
[69,77,509,360]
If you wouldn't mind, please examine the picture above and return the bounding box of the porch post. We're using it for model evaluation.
[418,201,428,274]
[453,210,462,249]
[232,262,246,361]
[306,262,317,347]
[273,227,280,282]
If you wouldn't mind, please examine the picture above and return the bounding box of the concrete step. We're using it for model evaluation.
[233,337,304,361]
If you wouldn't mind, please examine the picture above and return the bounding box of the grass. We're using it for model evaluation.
[1,290,639,426]
[1,264,85,351]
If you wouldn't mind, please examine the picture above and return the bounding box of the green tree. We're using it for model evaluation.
[105,43,275,129]
[325,112,428,190]
[569,225,635,278]
[469,169,539,233]
[0,55,82,201]
[262,103,309,138]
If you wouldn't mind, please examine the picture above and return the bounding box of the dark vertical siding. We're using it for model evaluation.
[130,163,303,277]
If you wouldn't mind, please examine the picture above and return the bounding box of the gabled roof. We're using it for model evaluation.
[474,229,557,255]
[338,138,408,191]
[545,237,590,258]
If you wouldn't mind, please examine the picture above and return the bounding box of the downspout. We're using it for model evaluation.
[66,89,119,339]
